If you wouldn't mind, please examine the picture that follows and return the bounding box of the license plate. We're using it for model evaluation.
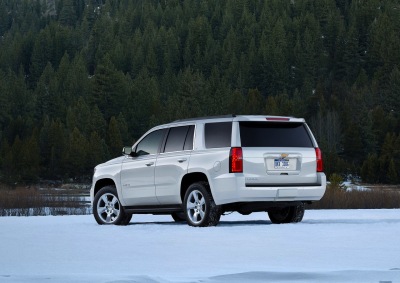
[274,158,290,169]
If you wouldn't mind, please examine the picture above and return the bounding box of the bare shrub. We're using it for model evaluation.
[0,189,44,216]
[329,173,347,190]
[0,187,90,216]
[308,184,400,209]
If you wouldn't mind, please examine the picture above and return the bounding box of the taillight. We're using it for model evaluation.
[315,148,323,172]
[229,147,243,173]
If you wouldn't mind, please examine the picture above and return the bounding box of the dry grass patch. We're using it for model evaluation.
[308,184,400,209]
[0,186,90,216]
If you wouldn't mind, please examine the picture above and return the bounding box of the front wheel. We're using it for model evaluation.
[183,182,221,227]
[93,186,130,225]
[268,203,305,224]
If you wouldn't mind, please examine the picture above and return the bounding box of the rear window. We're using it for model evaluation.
[239,122,313,147]
[205,122,232,148]
[164,126,190,153]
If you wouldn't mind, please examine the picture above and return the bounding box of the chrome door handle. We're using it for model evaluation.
[145,162,154,166]
[177,158,187,163]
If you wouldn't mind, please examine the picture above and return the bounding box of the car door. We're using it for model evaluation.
[155,125,194,204]
[120,129,166,206]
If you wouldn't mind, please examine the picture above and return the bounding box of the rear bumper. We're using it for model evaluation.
[210,173,326,205]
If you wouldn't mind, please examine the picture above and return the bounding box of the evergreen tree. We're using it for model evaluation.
[19,132,41,182]
[89,105,107,137]
[64,127,88,177]
[361,154,379,183]
[107,116,123,158]
[59,0,77,27]
[0,140,13,183]
[387,158,398,184]
[0,71,10,125]
[117,112,129,145]
[0,0,9,36]
[245,89,264,114]
[30,28,54,85]
[0,0,399,183]
[67,54,91,100]
[228,89,246,115]
[48,119,66,177]
[385,66,400,113]
[91,55,126,120]
[35,63,59,119]
[342,123,364,162]
[88,131,109,168]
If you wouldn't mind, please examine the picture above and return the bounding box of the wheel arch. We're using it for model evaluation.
[94,178,116,198]
[180,172,210,201]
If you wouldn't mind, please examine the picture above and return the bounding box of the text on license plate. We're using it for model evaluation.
[274,158,290,169]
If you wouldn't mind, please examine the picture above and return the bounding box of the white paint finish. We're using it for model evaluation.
[120,155,159,205]
[155,151,191,204]
[91,115,327,214]
[243,147,318,185]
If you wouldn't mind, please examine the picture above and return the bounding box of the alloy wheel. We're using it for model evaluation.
[96,193,121,224]
[186,190,206,224]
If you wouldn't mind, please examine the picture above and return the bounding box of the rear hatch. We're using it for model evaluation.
[239,121,319,186]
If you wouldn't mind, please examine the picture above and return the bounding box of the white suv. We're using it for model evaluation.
[90,115,326,227]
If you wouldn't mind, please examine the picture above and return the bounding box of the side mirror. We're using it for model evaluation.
[122,146,138,157]
[122,146,132,156]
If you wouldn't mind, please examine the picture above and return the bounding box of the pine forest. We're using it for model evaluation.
[0,0,399,184]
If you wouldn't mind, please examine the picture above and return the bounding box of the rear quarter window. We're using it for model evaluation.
[239,122,313,147]
[204,122,232,148]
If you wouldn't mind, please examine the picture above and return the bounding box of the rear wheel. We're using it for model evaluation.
[268,203,305,224]
[93,186,130,225]
[183,182,221,227]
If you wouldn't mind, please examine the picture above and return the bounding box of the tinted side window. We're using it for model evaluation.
[164,126,189,153]
[204,122,232,148]
[184,125,195,150]
[239,122,313,147]
[135,129,166,156]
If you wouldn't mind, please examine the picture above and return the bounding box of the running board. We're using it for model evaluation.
[124,204,182,214]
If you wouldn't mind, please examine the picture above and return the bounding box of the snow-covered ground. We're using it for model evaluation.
[1,210,399,283]
[342,181,371,192]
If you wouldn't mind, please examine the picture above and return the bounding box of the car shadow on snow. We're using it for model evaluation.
[217,220,271,226]
[126,220,272,226]
[126,218,400,226]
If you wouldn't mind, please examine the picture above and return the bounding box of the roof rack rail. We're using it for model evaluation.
[173,114,236,123]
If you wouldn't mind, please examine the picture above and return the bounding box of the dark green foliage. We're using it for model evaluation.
[59,0,77,27]
[87,131,109,170]
[0,0,399,184]
[107,116,123,158]
[63,127,88,176]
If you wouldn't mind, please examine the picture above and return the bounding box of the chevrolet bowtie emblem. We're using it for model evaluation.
[281,153,289,159]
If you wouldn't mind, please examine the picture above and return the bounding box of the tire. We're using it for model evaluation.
[171,212,186,222]
[118,213,133,226]
[183,182,221,227]
[93,186,130,225]
[268,203,305,224]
